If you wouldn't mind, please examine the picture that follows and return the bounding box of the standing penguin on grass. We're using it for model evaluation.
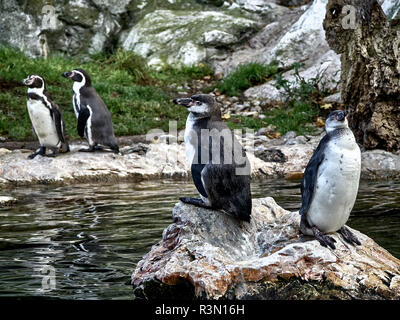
[173,94,252,222]
[299,110,361,249]
[22,74,69,159]
[61,68,119,153]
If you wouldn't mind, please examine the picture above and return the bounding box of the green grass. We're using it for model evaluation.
[0,47,212,140]
[225,62,333,135]
[265,62,332,135]
[217,62,279,96]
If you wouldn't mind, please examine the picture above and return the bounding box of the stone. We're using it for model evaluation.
[0,196,17,206]
[132,197,400,299]
[255,148,287,163]
[361,149,400,179]
[323,92,342,104]
[121,9,258,67]
[120,143,149,156]
[283,131,297,140]
[244,83,285,102]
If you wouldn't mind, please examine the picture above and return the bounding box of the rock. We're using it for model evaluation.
[0,148,11,157]
[256,127,275,136]
[132,197,400,299]
[0,143,189,186]
[120,143,149,156]
[221,0,341,103]
[323,92,342,104]
[0,196,17,206]
[361,150,400,179]
[213,4,304,76]
[283,131,297,140]
[381,0,400,20]
[255,148,287,163]
[244,83,285,102]
[121,9,258,67]
[225,1,292,21]
[2,135,400,185]
[0,0,125,57]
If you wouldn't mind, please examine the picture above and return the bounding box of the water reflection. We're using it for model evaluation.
[0,179,399,299]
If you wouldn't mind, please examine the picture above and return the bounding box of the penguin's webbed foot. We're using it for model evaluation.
[28,147,46,159]
[338,226,361,246]
[312,226,336,250]
[179,197,212,209]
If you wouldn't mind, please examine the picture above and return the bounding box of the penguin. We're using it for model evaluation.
[173,94,252,222]
[61,68,119,153]
[299,110,361,249]
[22,74,69,159]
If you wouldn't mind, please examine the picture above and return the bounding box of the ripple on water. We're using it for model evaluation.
[0,179,399,299]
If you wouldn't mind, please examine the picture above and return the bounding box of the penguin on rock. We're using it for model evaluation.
[61,68,119,153]
[299,110,362,249]
[22,74,69,159]
[173,94,252,222]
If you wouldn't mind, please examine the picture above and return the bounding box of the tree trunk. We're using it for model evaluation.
[323,0,400,151]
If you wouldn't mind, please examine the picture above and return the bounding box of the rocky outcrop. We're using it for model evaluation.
[132,197,400,299]
[121,9,259,67]
[2,133,400,186]
[0,143,188,186]
[224,0,342,102]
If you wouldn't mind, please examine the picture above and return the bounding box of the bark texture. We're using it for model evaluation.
[323,0,400,151]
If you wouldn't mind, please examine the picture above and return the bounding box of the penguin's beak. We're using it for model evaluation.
[61,71,73,78]
[173,98,195,108]
[336,111,346,122]
[22,77,32,86]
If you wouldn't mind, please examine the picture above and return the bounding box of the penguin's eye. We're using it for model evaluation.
[196,101,202,106]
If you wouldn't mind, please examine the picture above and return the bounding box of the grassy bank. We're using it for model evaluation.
[0,48,212,141]
[0,48,331,142]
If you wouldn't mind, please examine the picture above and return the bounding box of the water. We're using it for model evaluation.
[0,179,399,299]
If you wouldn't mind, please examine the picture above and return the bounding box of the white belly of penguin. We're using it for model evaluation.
[307,137,361,233]
[27,100,59,148]
[184,116,197,167]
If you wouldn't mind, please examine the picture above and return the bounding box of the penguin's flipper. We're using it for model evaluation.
[77,107,90,137]
[51,106,66,143]
[300,134,331,217]
[191,163,208,198]
[201,164,252,222]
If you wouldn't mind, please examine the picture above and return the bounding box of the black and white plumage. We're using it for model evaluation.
[173,94,252,222]
[22,74,69,159]
[61,68,119,153]
[300,110,361,249]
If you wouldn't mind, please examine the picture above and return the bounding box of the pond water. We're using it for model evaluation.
[0,179,399,299]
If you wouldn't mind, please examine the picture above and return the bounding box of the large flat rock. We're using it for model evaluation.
[132,197,400,300]
[1,137,400,186]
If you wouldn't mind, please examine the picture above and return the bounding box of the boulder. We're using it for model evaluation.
[0,0,125,57]
[217,0,341,102]
[132,197,400,300]
[121,9,258,67]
